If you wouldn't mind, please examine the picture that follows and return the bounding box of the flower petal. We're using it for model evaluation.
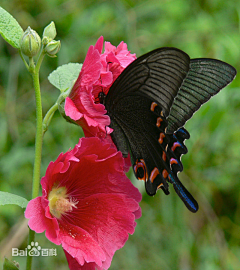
[60,222,106,267]
[25,137,141,270]
[64,250,103,270]
[65,97,83,121]
[64,37,136,137]
[25,197,60,245]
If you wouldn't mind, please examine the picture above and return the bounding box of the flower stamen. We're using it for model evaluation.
[48,186,78,219]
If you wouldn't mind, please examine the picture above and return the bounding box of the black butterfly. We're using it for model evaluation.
[99,47,236,213]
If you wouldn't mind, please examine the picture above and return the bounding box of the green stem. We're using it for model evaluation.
[26,52,45,270]
[25,230,35,270]
[42,102,58,134]
[35,50,45,73]
[31,70,43,199]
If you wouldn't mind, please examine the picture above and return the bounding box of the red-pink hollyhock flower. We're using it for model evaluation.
[25,137,141,270]
[64,36,136,138]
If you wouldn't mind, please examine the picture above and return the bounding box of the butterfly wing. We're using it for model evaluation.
[105,48,199,212]
[106,47,190,117]
[166,128,198,212]
[167,58,237,133]
[106,47,190,158]
[108,94,198,212]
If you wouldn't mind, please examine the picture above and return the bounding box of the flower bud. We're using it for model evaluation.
[45,40,61,57]
[20,27,41,57]
[42,21,57,45]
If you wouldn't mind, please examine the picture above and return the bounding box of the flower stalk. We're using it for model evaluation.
[30,68,43,200]
[25,50,45,270]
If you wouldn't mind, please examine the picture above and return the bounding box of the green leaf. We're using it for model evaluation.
[3,258,19,270]
[0,191,28,208]
[0,6,24,49]
[48,63,82,92]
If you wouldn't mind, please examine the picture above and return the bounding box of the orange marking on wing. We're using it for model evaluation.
[156,117,163,127]
[157,183,163,190]
[158,133,165,144]
[162,169,169,179]
[133,164,138,174]
[171,142,181,152]
[170,158,178,165]
[150,167,159,183]
[162,151,167,161]
[150,102,158,112]
[134,159,148,181]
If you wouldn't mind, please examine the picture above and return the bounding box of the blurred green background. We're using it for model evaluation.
[0,0,240,269]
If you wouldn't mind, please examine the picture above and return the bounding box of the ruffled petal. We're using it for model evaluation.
[65,37,136,137]
[25,126,141,270]
[60,222,106,267]
[65,97,83,121]
[25,197,60,245]
[64,250,103,270]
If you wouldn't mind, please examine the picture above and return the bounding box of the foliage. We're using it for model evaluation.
[0,0,240,269]
[0,6,23,48]
[0,191,28,208]
[48,63,82,92]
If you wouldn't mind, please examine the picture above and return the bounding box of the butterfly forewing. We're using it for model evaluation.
[106,47,190,117]
[167,58,237,133]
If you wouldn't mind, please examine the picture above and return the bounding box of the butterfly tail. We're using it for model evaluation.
[167,128,198,212]
[168,173,198,212]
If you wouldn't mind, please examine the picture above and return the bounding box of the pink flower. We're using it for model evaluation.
[64,36,136,137]
[25,137,141,270]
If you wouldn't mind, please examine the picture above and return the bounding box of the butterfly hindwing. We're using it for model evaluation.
[166,128,198,212]
[110,95,171,194]
[168,173,198,212]
[168,128,190,174]
[108,94,198,212]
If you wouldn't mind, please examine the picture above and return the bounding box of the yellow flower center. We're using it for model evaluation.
[48,186,78,219]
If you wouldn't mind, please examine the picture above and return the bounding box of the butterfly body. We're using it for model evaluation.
[100,47,236,213]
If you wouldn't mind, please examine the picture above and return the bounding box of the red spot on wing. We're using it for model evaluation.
[157,183,163,190]
[134,159,148,181]
[150,167,160,183]
[156,117,163,127]
[150,102,158,112]
[170,158,178,165]
[171,142,181,152]
[162,151,167,162]
[158,133,165,144]
[162,169,169,179]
